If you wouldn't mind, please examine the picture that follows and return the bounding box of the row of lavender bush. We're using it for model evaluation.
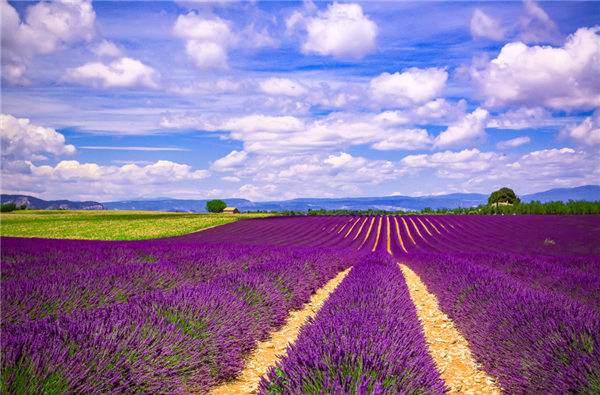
[175,215,600,258]
[404,253,600,393]
[456,253,600,312]
[1,237,359,393]
[2,239,211,324]
[259,252,447,394]
[2,238,346,324]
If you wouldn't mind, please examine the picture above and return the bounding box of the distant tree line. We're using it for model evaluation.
[268,187,599,216]
[272,200,600,216]
[279,208,410,216]
[413,200,599,215]
[1,203,27,213]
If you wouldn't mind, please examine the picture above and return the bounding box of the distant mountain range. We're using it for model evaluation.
[2,185,598,213]
[104,185,600,212]
[0,194,105,210]
[520,185,600,203]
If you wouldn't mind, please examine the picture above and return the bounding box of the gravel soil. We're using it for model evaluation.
[399,263,502,394]
[211,267,353,394]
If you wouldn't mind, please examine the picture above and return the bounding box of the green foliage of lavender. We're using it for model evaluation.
[1,237,359,393]
[259,253,447,394]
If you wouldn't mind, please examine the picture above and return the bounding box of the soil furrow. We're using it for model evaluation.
[211,267,353,394]
[399,263,502,394]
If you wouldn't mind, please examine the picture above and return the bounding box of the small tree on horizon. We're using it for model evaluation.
[206,199,227,213]
[488,187,520,205]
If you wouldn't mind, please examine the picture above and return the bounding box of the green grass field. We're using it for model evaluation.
[0,210,275,240]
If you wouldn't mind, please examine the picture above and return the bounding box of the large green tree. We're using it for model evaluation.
[488,187,520,205]
[206,199,227,213]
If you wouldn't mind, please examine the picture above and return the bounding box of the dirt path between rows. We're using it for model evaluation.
[211,267,353,394]
[399,264,502,394]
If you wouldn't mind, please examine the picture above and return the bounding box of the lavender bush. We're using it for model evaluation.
[1,237,359,393]
[174,215,600,258]
[259,252,447,394]
[456,252,600,312]
[3,213,598,392]
[405,253,600,393]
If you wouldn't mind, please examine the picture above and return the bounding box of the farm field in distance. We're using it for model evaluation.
[2,214,599,393]
[0,210,274,240]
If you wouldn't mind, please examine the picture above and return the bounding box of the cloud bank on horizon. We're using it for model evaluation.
[1,0,599,202]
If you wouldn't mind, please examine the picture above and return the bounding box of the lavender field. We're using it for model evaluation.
[2,214,599,393]
[260,252,447,394]
[1,238,358,392]
[4,0,600,392]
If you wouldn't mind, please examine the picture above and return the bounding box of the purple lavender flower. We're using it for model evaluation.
[259,252,447,394]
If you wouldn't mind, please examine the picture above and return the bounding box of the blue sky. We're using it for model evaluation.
[1,0,599,202]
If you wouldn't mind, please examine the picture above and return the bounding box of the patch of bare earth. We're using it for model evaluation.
[399,264,502,394]
[211,267,352,395]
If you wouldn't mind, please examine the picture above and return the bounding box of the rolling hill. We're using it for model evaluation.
[103,185,600,212]
[3,185,597,213]
[1,195,105,210]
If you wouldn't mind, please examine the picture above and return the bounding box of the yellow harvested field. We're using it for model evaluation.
[0,210,275,240]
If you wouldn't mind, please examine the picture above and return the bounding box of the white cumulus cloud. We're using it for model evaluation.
[1,0,96,83]
[500,148,599,190]
[561,111,600,148]
[184,40,229,69]
[324,152,354,168]
[235,183,278,201]
[370,68,448,108]
[399,147,597,194]
[63,57,161,89]
[173,12,234,69]
[1,160,210,201]
[471,26,600,110]
[287,2,377,59]
[91,40,123,58]
[191,110,444,155]
[173,11,275,70]
[487,107,551,130]
[434,108,489,149]
[375,99,467,126]
[211,150,248,172]
[1,114,75,162]
[203,150,404,201]
[221,115,305,135]
[173,13,233,43]
[401,149,501,179]
[371,129,432,151]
